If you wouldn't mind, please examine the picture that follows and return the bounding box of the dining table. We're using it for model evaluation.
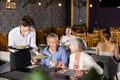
[0,64,84,80]
[1,45,120,80]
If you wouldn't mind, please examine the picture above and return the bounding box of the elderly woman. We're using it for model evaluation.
[68,37,103,77]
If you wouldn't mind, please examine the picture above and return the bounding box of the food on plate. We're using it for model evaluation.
[33,54,46,59]
[15,45,25,49]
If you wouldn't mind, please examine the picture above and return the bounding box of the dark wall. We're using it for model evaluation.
[89,7,120,32]
[0,0,69,34]
[89,0,120,32]
[97,8,120,29]
[65,0,71,26]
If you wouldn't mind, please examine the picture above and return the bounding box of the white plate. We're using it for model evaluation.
[13,45,29,49]
[32,55,46,59]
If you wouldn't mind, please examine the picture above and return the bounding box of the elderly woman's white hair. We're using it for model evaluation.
[69,37,87,51]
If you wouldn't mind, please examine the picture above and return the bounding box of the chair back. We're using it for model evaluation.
[36,30,45,44]
[0,33,8,51]
[91,55,118,77]
[86,33,99,47]
[74,32,86,40]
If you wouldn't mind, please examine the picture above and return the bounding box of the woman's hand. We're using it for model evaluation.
[56,61,66,68]
[74,70,85,77]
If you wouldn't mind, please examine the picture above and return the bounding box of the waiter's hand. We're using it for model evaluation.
[74,70,85,77]
[34,51,43,56]
[9,49,19,53]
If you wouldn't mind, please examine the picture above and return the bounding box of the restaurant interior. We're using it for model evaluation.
[0,0,120,80]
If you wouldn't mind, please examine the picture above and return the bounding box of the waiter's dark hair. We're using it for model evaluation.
[20,15,35,27]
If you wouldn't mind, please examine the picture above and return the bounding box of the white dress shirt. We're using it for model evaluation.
[61,35,75,46]
[8,26,38,51]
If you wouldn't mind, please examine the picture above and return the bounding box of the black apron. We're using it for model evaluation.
[10,49,31,71]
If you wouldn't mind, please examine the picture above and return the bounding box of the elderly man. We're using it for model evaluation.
[40,33,68,68]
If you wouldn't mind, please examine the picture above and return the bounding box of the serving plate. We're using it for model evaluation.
[8,45,31,50]
[32,55,46,59]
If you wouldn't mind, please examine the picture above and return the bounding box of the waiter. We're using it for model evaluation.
[8,15,41,70]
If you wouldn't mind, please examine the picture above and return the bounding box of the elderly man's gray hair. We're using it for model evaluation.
[46,33,58,43]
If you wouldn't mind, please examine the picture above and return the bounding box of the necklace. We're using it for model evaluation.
[74,54,80,69]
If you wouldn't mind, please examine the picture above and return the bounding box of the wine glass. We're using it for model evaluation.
[49,57,56,67]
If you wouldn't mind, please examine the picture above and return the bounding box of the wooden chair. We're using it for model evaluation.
[42,27,52,42]
[36,29,45,45]
[86,33,99,47]
[55,27,65,39]
[42,27,51,35]
[110,31,120,44]
[0,33,8,51]
[74,32,86,40]
[116,32,120,45]
[93,29,105,42]
[91,55,118,80]
[72,25,86,33]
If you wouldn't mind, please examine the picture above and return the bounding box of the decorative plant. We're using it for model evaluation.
[45,0,57,8]
[22,0,58,8]
[45,0,86,8]
[23,70,48,80]
[23,0,36,8]
[22,0,86,8]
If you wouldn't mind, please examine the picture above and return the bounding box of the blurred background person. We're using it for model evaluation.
[60,27,75,47]
[69,37,103,77]
[40,33,68,68]
[60,27,87,49]
[96,30,120,80]
[96,30,120,61]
